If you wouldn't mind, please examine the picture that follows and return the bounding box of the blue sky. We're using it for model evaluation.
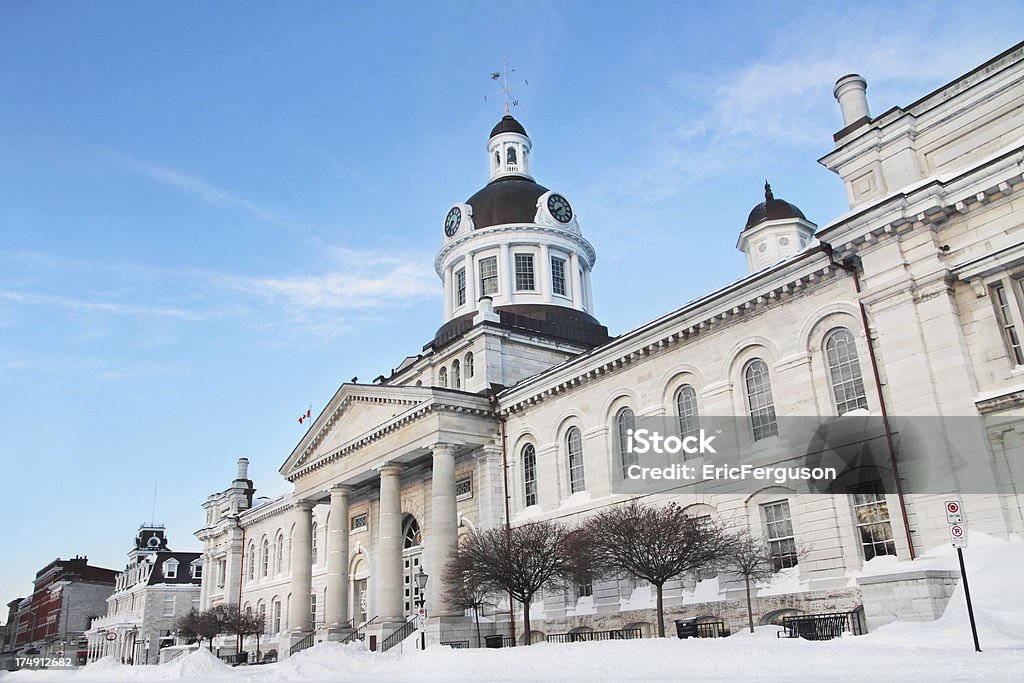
[1,1,1022,607]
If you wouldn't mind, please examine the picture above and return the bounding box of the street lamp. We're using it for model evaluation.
[414,567,428,651]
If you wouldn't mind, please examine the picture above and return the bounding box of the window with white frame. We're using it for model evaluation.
[465,351,474,378]
[576,572,593,599]
[850,482,897,560]
[262,539,269,578]
[515,253,535,291]
[744,359,778,441]
[676,384,700,448]
[217,558,227,588]
[271,600,281,633]
[824,328,868,415]
[455,476,473,501]
[522,443,538,506]
[163,559,178,579]
[190,560,202,579]
[191,596,200,612]
[991,281,1024,365]
[276,534,285,574]
[438,366,448,388]
[452,359,461,390]
[455,268,467,308]
[311,522,319,565]
[310,593,317,626]
[616,407,637,478]
[247,544,255,581]
[566,427,586,493]
[551,256,567,296]
[163,595,175,617]
[762,500,798,570]
[479,256,499,296]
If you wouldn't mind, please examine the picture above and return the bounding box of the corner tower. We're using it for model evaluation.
[435,115,601,337]
[737,182,816,273]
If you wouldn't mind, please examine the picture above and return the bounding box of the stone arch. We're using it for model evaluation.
[657,364,708,412]
[760,608,802,626]
[600,388,641,427]
[520,630,546,645]
[622,621,653,637]
[797,302,862,355]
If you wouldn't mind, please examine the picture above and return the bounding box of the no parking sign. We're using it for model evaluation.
[945,500,962,524]
[949,524,967,548]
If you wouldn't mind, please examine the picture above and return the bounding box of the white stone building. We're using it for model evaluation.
[197,42,1024,653]
[84,526,201,665]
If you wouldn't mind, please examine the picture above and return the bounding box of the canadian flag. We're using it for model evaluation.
[298,408,311,424]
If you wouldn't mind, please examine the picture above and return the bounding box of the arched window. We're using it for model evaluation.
[247,543,256,581]
[522,443,538,507]
[616,407,637,478]
[744,359,778,441]
[452,360,461,390]
[566,427,586,493]
[403,516,421,548]
[494,150,500,168]
[506,146,517,165]
[676,385,700,444]
[824,328,868,415]
[438,366,448,388]
[261,538,270,578]
[311,522,319,565]
[276,533,284,574]
[465,352,474,378]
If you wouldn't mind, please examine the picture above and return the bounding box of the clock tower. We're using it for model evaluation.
[434,115,604,346]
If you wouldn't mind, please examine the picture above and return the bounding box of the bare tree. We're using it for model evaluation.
[583,500,733,637]
[722,529,776,633]
[212,604,265,661]
[175,609,221,651]
[444,521,575,645]
[444,546,495,648]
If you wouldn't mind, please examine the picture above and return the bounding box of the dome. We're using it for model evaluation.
[490,114,527,139]
[466,176,549,229]
[744,182,806,230]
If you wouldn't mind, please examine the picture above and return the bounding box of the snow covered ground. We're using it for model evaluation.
[4,535,1022,683]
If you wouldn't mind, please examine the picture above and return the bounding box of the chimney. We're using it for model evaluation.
[235,458,249,482]
[833,74,870,127]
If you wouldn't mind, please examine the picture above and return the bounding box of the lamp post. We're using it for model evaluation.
[414,567,428,651]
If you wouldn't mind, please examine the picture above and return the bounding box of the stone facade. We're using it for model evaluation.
[197,42,1024,654]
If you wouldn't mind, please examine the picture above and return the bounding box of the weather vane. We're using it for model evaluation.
[484,57,527,115]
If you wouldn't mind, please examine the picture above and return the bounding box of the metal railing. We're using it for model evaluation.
[546,627,642,643]
[341,616,378,645]
[380,617,417,653]
[440,640,470,649]
[778,612,864,641]
[289,631,316,656]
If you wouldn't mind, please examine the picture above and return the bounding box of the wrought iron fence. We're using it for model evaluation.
[778,612,864,641]
[380,617,417,653]
[546,627,643,643]
[440,640,470,649]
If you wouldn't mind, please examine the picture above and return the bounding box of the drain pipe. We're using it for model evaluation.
[826,245,916,559]
[494,401,516,644]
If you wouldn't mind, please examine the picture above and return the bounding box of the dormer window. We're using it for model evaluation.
[162,559,178,579]
[190,559,203,579]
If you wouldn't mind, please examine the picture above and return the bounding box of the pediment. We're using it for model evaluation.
[280,384,431,477]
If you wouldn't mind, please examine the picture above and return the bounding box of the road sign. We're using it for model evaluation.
[950,524,967,548]
[945,500,963,524]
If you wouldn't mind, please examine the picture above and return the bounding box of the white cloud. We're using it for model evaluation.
[0,290,203,320]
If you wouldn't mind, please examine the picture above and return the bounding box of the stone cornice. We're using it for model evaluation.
[497,249,843,416]
[977,388,1024,415]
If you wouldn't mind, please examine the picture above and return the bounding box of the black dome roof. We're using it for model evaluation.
[467,176,548,229]
[744,183,806,230]
[490,115,527,139]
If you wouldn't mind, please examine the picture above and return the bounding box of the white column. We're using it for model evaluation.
[500,243,512,301]
[540,244,552,303]
[443,268,452,320]
[288,501,315,633]
[326,485,351,629]
[429,444,459,616]
[465,252,477,305]
[569,252,583,310]
[377,465,405,623]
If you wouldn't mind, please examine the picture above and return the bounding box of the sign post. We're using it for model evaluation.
[946,500,980,652]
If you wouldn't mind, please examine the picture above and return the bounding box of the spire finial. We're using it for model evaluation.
[764,180,774,202]
[486,57,526,116]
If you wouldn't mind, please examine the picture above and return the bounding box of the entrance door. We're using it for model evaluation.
[401,515,423,617]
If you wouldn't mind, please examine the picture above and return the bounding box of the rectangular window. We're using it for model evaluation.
[351,513,368,531]
[551,257,567,296]
[523,450,538,507]
[191,597,200,612]
[479,256,499,296]
[310,594,317,626]
[455,268,466,308]
[191,563,202,579]
[455,476,473,501]
[992,282,1024,365]
[762,501,798,570]
[163,596,175,617]
[217,559,226,588]
[576,573,593,599]
[850,483,897,560]
[514,253,535,291]
[271,602,280,633]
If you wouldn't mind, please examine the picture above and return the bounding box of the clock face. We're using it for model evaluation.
[444,207,462,237]
[547,194,573,223]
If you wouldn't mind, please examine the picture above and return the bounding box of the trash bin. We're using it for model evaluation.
[675,618,698,639]
[484,635,505,649]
